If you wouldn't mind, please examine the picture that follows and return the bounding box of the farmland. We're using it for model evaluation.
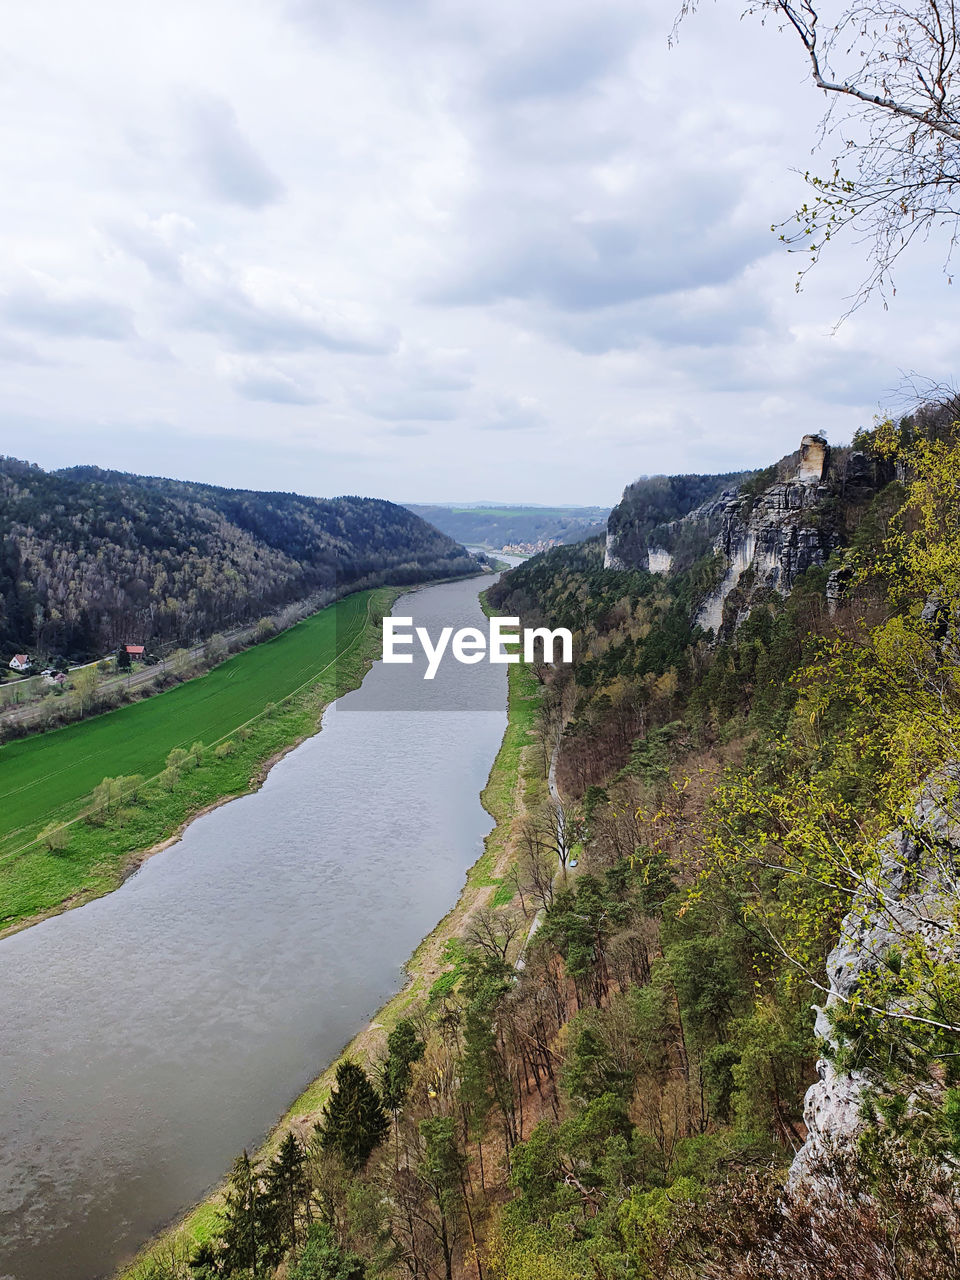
[0,588,389,933]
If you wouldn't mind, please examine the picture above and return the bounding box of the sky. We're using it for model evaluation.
[1,0,959,506]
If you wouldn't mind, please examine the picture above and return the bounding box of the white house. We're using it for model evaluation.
[9,655,31,672]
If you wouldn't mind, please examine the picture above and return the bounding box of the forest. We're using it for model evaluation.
[0,459,477,660]
[133,405,960,1280]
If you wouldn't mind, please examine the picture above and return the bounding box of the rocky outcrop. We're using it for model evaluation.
[603,531,628,571]
[602,471,749,573]
[695,460,834,633]
[603,435,893,636]
[798,432,828,484]
[791,769,960,1179]
[603,536,674,574]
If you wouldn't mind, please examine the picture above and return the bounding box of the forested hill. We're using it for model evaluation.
[0,458,477,658]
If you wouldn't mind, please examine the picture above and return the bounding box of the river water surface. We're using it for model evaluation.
[0,570,518,1280]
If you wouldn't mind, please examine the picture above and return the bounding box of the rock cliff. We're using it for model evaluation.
[603,434,892,636]
[602,471,749,574]
[696,436,834,633]
[791,769,960,1179]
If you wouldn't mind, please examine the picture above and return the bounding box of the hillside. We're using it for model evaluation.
[478,416,960,1275]
[405,502,608,551]
[0,459,477,660]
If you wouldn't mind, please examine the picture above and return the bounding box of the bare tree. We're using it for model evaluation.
[518,822,557,910]
[465,907,525,963]
[678,1,960,305]
[536,799,584,878]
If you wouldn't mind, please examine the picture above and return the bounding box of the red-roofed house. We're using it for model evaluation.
[9,655,31,672]
[124,645,145,657]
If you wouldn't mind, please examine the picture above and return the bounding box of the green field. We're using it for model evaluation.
[0,589,382,932]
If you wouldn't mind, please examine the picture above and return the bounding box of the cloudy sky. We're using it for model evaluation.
[1,1,958,505]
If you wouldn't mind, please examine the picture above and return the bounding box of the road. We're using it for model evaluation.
[0,623,257,735]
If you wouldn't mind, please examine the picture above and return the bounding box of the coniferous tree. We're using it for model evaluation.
[418,1118,467,1280]
[380,1019,425,1113]
[289,1222,366,1280]
[265,1131,309,1256]
[187,1239,220,1280]
[318,1061,389,1172]
[218,1150,270,1278]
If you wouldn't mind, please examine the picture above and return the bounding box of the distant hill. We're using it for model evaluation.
[604,471,754,571]
[0,459,477,659]
[405,503,609,550]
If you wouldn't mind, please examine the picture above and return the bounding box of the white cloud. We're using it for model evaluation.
[178,93,285,208]
[0,0,955,503]
[219,354,322,405]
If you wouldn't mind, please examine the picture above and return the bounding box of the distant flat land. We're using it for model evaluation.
[407,503,608,548]
[0,591,374,928]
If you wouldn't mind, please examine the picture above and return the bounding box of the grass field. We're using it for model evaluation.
[0,589,387,933]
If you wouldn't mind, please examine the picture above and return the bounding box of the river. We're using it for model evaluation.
[0,568,519,1280]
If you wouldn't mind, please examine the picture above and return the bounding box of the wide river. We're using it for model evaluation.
[0,569,518,1280]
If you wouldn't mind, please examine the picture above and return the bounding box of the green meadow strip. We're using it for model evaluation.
[0,588,398,935]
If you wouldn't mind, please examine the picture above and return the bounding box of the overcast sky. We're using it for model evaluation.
[1,1,958,505]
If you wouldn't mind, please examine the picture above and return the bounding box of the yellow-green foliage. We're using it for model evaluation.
[699,430,960,1036]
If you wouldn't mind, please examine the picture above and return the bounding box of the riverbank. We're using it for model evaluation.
[118,601,547,1278]
[0,587,400,938]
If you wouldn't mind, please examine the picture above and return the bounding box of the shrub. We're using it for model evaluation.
[38,821,69,854]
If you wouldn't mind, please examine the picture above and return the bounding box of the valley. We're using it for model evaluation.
[5,4,960,1277]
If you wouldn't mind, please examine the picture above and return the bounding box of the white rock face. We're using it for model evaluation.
[603,530,627,570]
[694,477,834,635]
[646,547,672,574]
[790,770,960,1180]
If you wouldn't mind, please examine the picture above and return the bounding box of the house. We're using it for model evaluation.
[124,645,145,658]
[9,655,31,673]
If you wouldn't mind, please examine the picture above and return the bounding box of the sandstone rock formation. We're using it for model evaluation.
[798,433,829,484]
[791,769,960,1179]
[603,434,892,638]
[695,467,833,633]
[603,531,627,571]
